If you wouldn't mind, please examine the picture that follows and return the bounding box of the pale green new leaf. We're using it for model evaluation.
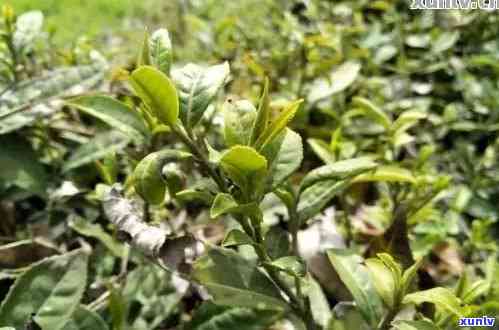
[249,77,270,145]
[130,65,179,125]
[352,166,416,184]
[171,62,229,127]
[300,157,377,192]
[220,146,267,173]
[365,259,396,308]
[263,128,303,188]
[0,250,89,330]
[133,149,192,204]
[353,97,391,130]
[223,99,257,147]
[254,99,303,150]
[402,287,463,317]
[67,95,150,143]
[149,28,172,75]
[63,131,130,172]
[327,249,383,327]
[401,258,424,295]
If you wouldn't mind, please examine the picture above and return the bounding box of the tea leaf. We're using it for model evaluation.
[67,95,150,143]
[402,287,463,317]
[187,302,280,330]
[220,146,267,173]
[193,248,288,311]
[0,135,48,196]
[249,77,270,145]
[172,62,229,128]
[297,180,349,222]
[222,229,254,247]
[0,250,89,330]
[352,97,391,130]
[130,65,179,125]
[62,306,109,330]
[300,157,377,191]
[365,258,396,308]
[63,131,130,172]
[352,166,416,184]
[254,99,303,150]
[327,249,383,327]
[133,149,192,204]
[149,28,172,75]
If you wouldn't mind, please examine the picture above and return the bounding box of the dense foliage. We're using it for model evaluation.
[1,1,498,329]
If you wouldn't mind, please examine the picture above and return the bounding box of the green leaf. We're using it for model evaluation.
[392,110,426,133]
[130,65,179,125]
[0,250,89,330]
[402,287,463,317]
[307,138,336,165]
[187,302,280,330]
[223,99,257,147]
[62,306,109,330]
[297,180,349,222]
[249,77,270,145]
[401,258,424,295]
[222,229,254,247]
[193,247,288,311]
[308,61,361,104]
[365,258,396,308]
[63,131,130,172]
[0,63,105,134]
[172,62,229,128]
[137,29,151,67]
[307,278,331,328]
[210,193,239,218]
[266,256,306,277]
[352,97,391,130]
[254,99,303,150]
[0,135,47,196]
[149,28,172,75]
[264,226,290,260]
[327,249,383,327]
[263,128,303,188]
[393,320,440,330]
[133,149,192,204]
[220,146,267,173]
[432,31,459,53]
[210,193,260,219]
[300,157,377,192]
[68,217,123,257]
[67,95,150,143]
[352,165,416,184]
